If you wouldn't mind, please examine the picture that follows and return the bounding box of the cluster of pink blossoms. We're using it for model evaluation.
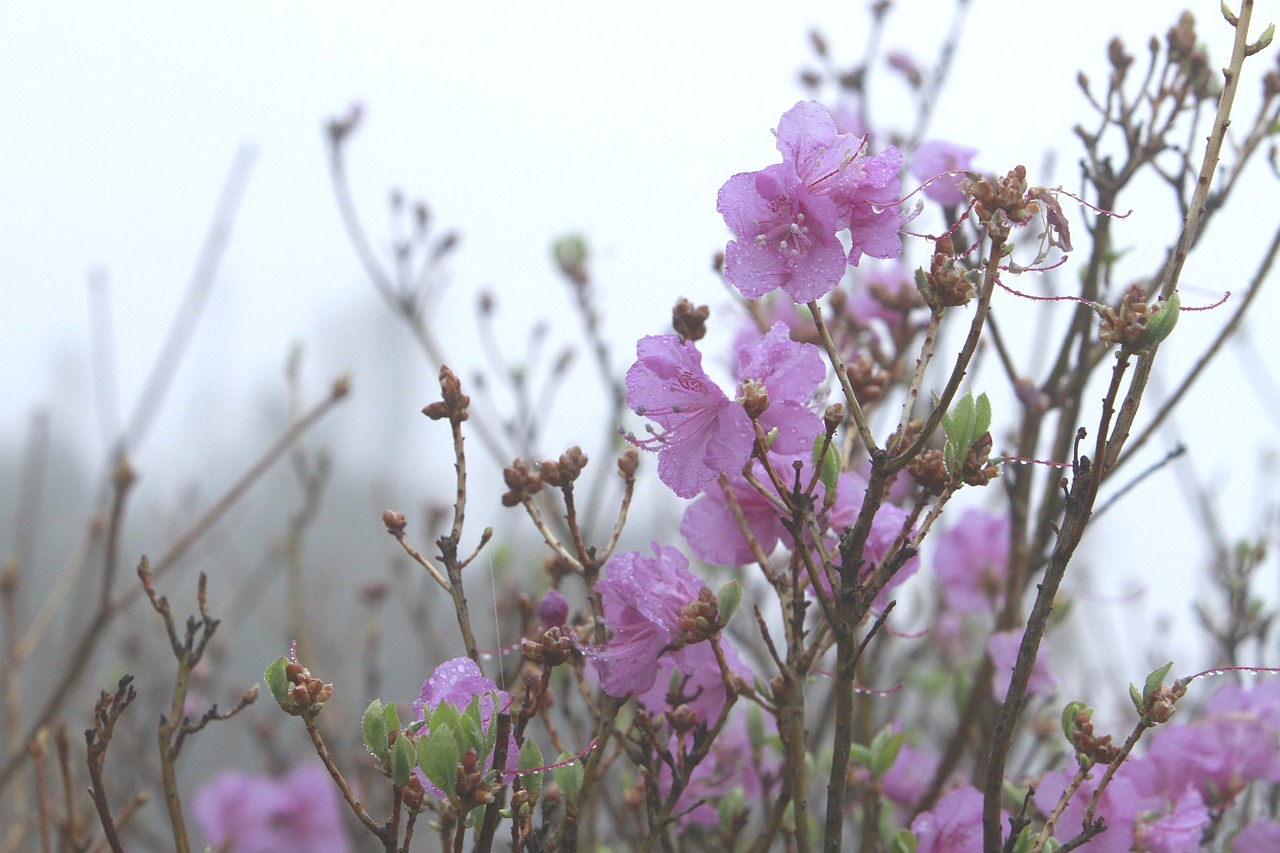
[717,101,905,303]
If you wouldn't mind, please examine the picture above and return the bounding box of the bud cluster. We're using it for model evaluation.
[422,365,471,422]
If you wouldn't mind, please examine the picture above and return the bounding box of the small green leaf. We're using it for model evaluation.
[869,732,905,781]
[717,787,746,831]
[973,392,991,437]
[461,696,487,754]
[362,699,389,760]
[1143,662,1175,704]
[1256,22,1275,50]
[948,392,977,448]
[889,828,918,853]
[421,728,461,796]
[265,657,291,708]
[519,739,544,800]
[383,701,402,735]
[914,267,933,303]
[431,701,460,736]
[1139,292,1180,350]
[390,733,416,787]
[747,703,766,749]
[1060,701,1090,744]
[849,743,872,768]
[553,752,583,801]
[811,434,841,494]
[717,581,743,628]
[1129,682,1144,714]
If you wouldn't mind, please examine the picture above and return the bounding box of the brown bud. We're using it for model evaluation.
[617,447,640,479]
[382,510,407,535]
[665,704,700,734]
[672,298,710,343]
[907,448,949,497]
[740,379,770,421]
[845,354,889,404]
[501,459,544,507]
[424,365,470,422]
[961,432,999,487]
[823,403,845,434]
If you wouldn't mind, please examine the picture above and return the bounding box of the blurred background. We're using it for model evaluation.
[2,0,1277,841]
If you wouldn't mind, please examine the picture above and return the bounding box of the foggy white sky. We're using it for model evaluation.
[3,1,1278,666]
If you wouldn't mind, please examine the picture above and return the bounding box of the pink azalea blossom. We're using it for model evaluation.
[718,162,848,302]
[1138,680,1280,808]
[625,335,755,499]
[1034,769,1140,853]
[680,464,788,567]
[846,260,924,332]
[590,544,707,698]
[934,510,1010,614]
[718,101,904,303]
[635,638,751,723]
[910,140,978,206]
[194,763,349,853]
[987,630,1057,699]
[881,742,941,807]
[910,785,984,852]
[1234,820,1280,851]
[824,471,921,600]
[414,657,518,797]
[734,321,826,455]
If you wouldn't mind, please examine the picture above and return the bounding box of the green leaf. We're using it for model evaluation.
[362,699,389,760]
[519,739,545,800]
[431,701,460,737]
[1129,682,1144,714]
[717,787,746,832]
[383,701,402,735]
[849,743,872,768]
[869,731,905,781]
[390,732,416,787]
[1256,22,1275,50]
[811,434,841,494]
[1060,701,1090,744]
[264,657,291,708]
[973,392,991,437]
[717,581,743,628]
[553,752,583,801]
[1139,292,1180,350]
[889,829,918,853]
[1143,662,1174,704]
[747,703,766,749]
[421,728,461,796]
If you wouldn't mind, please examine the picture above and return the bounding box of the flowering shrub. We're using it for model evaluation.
[4,4,1280,853]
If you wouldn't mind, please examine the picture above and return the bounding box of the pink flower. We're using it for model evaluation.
[881,742,941,807]
[846,261,923,332]
[414,657,518,797]
[590,544,707,698]
[680,464,788,567]
[194,764,349,853]
[537,588,569,628]
[934,510,1010,614]
[909,140,977,206]
[734,321,826,455]
[910,785,984,852]
[1034,769,1139,853]
[718,101,904,303]
[1138,680,1280,808]
[1234,820,1280,851]
[625,334,755,499]
[635,638,751,723]
[824,471,921,601]
[987,630,1057,699]
[718,162,848,302]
